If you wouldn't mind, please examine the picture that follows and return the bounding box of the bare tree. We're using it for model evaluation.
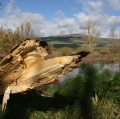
[13,27,21,43]
[109,25,117,48]
[25,21,31,38]
[109,25,117,40]
[0,21,36,53]
[109,26,120,53]
[83,19,100,52]
[29,29,36,39]
[118,31,120,39]
[20,23,24,40]
[0,26,4,39]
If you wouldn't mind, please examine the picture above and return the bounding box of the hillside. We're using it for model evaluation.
[37,34,110,50]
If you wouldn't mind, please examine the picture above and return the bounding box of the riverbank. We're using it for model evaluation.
[81,54,120,64]
[1,53,120,64]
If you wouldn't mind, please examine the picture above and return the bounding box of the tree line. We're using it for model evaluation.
[0,19,120,54]
[83,19,120,53]
[0,21,36,53]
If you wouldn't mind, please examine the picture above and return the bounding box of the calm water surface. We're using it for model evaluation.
[58,63,120,83]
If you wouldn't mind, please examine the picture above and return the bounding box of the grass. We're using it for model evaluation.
[0,87,81,119]
[0,63,120,119]
[53,43,80,49]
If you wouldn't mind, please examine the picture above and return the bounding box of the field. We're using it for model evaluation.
[38,34,110,50]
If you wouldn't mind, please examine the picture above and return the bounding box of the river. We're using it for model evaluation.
[58,63,120,83]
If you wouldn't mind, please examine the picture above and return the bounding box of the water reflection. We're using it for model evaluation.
[94,63,120,74]
[58,63,120,83]
[58,68,79,84]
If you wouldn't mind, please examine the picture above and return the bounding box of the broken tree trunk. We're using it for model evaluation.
[0,39,90,111]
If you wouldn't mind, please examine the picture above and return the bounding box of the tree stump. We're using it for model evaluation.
[0,39,90,111]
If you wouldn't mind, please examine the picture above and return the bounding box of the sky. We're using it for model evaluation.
[0,0,120,38]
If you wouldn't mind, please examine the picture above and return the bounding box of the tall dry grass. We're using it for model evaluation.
[81,54,120,64]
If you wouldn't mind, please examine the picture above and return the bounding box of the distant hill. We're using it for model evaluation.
[36,33,110,49]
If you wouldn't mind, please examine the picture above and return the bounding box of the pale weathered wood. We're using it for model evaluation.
[0,39,51,94]
[0,38,89,111]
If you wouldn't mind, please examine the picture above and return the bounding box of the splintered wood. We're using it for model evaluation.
[0,39,89,111]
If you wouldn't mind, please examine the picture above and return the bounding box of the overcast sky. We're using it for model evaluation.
[0,0,120,38]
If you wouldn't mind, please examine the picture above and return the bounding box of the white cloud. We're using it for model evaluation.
[108,0,120,11]
[0,0,79,37]
[75,0,120,13]
[56,18,76,28]
[42,18,79,36]
[5,0,21,15]
[84,1,106,13]
[74,12,120,37]
[0,12,45,35]
[75,0,106,14]
[0,0,120,38]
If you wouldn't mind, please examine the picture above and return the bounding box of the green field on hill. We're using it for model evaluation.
[38,34,110,49]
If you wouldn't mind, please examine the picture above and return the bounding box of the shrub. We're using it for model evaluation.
[48,44,56,51]
[109,44,120,54]
[60,47,73,55]
[75,47,81,53]
[97,47,110,54]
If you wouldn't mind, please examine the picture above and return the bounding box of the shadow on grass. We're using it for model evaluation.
[0,64,96,119]
[79,64,97,119]
[1,63,119,119]
[0,89,76,119]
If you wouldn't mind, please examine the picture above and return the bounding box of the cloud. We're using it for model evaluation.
[42,18,79,36]
[56,18,76,28]
[108,0,120,11]
[75,0,120,13]
[0,11,45,35]
[5,0,21,15]
[0,0,120,38]
[74,12,120,37]
[75,0,107,14]
[84,1,106,13]
[0,0,79,37]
